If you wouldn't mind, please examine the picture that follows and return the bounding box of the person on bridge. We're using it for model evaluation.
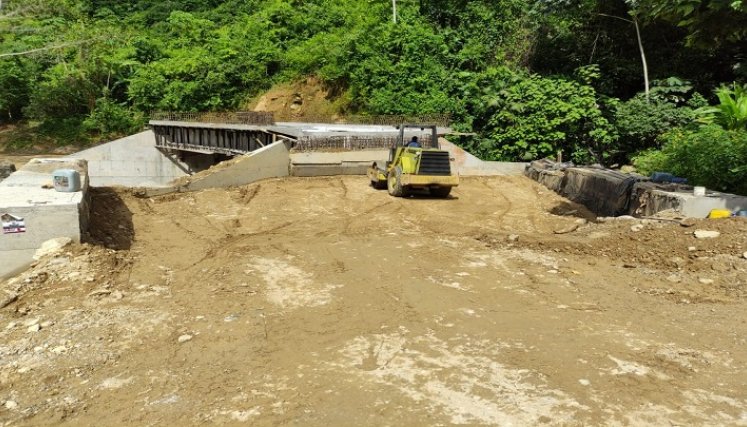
[406,136,422,148]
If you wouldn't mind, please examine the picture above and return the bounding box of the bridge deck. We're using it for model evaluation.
[149,120,452,155]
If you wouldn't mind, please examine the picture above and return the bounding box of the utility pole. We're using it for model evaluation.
[392,0,397,23]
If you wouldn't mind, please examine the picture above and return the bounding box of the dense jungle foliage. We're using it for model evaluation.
[0,0,745,190]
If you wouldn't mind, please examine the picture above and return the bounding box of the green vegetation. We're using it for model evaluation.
[634,83,747,194]
[634,125,747,195]
[0,0,745,192]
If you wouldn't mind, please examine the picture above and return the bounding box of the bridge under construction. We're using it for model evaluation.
[148,111,452,156]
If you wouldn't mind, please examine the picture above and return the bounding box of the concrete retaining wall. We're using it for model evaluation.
[69,130,189,187]
[290,150,387,177]
[439,139,526,176]
[526,160,747,218]
[289,139,526,177]
[178,140,290,192]
[0,158,90,279]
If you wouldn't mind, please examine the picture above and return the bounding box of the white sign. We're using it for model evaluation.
[1,213,26,234]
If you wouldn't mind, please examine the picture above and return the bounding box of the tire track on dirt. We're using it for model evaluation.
[186,221,297,269]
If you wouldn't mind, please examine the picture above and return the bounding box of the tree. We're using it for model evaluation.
[631,0,747,47]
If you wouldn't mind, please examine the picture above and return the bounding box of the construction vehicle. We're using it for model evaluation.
[367,124,459,198]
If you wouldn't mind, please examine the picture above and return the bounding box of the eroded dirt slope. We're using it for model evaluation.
[1,176,747,426]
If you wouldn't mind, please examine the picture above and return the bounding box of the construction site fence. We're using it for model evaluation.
[293,135,436,152]
[151,112,451,128]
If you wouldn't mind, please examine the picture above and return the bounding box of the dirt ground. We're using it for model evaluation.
[2,176,747,426]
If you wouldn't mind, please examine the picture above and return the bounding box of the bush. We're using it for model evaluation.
[458,66,616,163]
[613,97,695,162]
[83,97,145,137]
[696,83,747,131]
[633,125,747,195]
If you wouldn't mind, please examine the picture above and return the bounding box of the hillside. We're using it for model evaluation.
[0,0,745,188]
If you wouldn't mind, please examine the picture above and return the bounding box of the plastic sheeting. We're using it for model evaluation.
[525,159,648,217]
[560,168,642,217]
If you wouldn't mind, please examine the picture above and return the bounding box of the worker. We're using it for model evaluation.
[406,136,421,148]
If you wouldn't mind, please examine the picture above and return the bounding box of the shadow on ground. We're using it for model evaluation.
[84,187,134,250]
[549,200,596,221]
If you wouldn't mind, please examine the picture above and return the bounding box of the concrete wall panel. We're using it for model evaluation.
[70,131,189,187]
[181,140,290,192]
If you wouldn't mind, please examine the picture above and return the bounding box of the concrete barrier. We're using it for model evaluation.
[0,158,90,279]
[69,130,189,187]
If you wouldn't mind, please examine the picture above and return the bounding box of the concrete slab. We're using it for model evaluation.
[69,131,189,187]
[0,158,89,279]
[630,182,747,217]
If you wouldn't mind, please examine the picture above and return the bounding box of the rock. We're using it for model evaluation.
[0,292,18,309]
[679,218,697,228]
[5,321,17,330]
[50,346,67,355]
[33,237,73,260]
[578,379,591,386]
[630,224,644,232]
[743,252,747,260]
[27,324,41,333]
[507,234,520,242]
[554,224,579,234]
[24,318,40,327]
[575,218,588,225]
[0,160,16,180]
[40,320,54,328]
[688,247,697,252]
[666,274,681,283]
[87,289,112,298]
[669,257,687,269]
[694,230,720,239]
[699,278,715,285]
[3,400,18,410]
[177,334,193,343]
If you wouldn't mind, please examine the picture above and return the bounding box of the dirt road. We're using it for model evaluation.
[1,176,747,425]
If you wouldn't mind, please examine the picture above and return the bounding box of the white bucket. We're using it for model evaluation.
[693,186,706,197]
[52,169,82,192]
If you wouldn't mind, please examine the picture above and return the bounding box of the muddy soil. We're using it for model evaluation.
[1,176,747,426]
